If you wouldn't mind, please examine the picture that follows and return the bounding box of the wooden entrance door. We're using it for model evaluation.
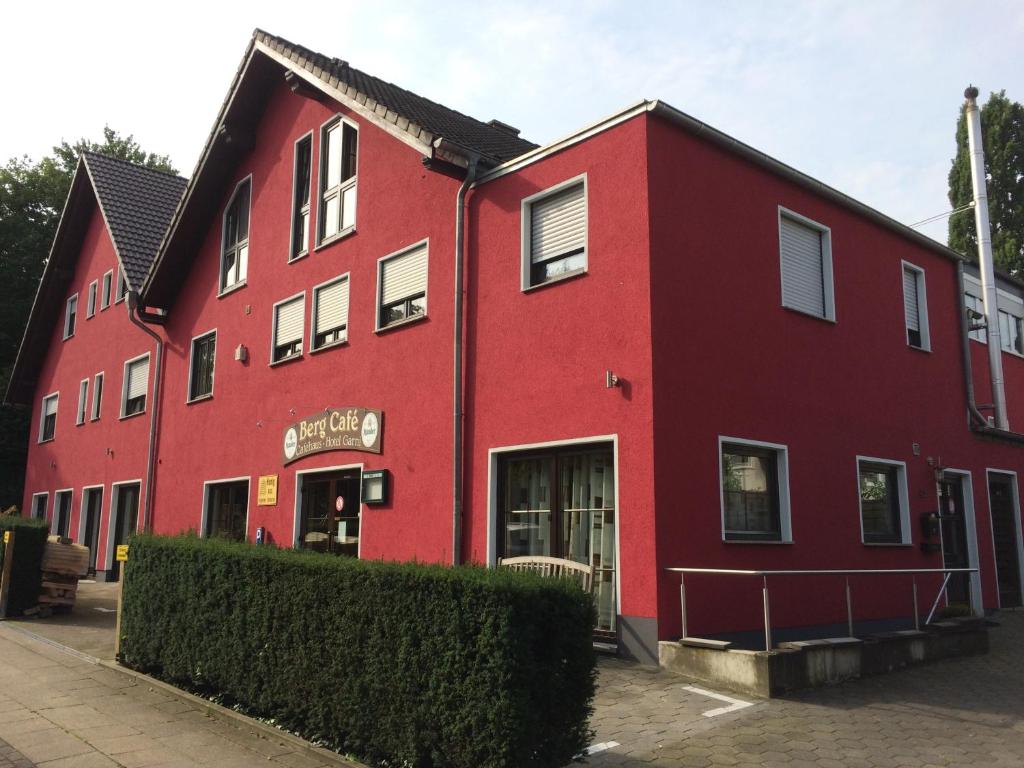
[989,473,1023,608]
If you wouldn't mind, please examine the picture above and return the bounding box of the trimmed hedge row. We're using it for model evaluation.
[119,535,596,768]
[0,515,49,616]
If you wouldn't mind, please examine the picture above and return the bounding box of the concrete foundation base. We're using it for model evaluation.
[659,618,990,697]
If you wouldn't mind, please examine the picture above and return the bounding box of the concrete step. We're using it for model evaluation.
[680,636,732,651]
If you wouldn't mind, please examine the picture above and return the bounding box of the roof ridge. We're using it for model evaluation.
[81,150,187,182]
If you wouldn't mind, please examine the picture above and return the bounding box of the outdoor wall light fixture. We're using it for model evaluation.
[361,469,389,505]
[605,370,621,388]
[234,344,248,362]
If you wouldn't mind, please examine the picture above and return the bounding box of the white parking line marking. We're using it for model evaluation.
[585,741,620,755]
[683,685,755,717]
[94,607,116,613]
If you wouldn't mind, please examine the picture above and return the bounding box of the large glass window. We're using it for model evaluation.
[499,445,616,633]
[965,293,987,343]
[299,470,361,557]
[221,178,250,291]
[205,480,249,541]
[721,442,784,541]
[858,459,906,544]
[318,119,357,242]
[189,332,216,401]
[998,309,1024,355]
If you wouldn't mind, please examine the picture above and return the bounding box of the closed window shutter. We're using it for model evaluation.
[780,216,825,317]
[530,183,585,264]
[316,279,349,333]
[44,397,57,418]
[903,268,920,332]
[381,246,428,305]
[127,358,149,401]
[275,297,304,347]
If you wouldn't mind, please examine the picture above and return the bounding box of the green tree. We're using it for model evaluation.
[948,90,1024,274]
[0,127,176,510]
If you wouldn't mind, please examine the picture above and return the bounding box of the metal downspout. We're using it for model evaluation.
[958,261,992,429]
[964,85,1009,430]
[127,293,163,533]
[453,155,480,566]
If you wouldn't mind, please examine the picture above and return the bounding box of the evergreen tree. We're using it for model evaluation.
[948,90,1024,274]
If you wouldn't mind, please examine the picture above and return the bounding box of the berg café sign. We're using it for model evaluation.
[283,407,382,465]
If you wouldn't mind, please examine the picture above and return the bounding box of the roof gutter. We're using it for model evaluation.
[127,292,163,533]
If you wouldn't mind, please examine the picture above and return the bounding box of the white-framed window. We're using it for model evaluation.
[87,281,98,318]
[121,353,150,418]
[902,261,930,351]
[377,241,428,330]
[188,331,217,401]
[38,392,58,443]
[116,268,129,303]
[271,293,305,364]
[290,133,313,261]
[998,309,1024,355]
[521,175,587,289]
[76,379,89,425]
[857,456,911,545]
[318,116,358,244]
[311,275,349,351]
[91,372,104,421]
[64,294,78,339]
[719,436,792,543]
[30,492,48,520]
[202,478,250,541]
[965,293,987,343]
[778,207,835,321]
[101,270,112,310]
[220,176,251,293]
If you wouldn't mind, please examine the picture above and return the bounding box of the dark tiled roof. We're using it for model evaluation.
[82,152,187,290]
[255,30,538,163]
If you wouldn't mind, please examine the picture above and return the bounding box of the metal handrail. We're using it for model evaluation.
[666,566,979,651]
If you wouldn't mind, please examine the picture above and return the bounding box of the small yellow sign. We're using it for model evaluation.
[3,531,9,545]
[257,475,278,506]
[116,544,129,562]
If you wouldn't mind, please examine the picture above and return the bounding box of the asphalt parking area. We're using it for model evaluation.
[586,610,1024,767]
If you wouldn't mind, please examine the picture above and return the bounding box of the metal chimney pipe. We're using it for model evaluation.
[964,85,1009,430]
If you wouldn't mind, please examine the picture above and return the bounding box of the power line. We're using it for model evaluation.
[908,201,975,229]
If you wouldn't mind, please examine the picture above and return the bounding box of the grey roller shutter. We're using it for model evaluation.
[530,183,586,264]
[126,358,149,401]
[316,279,349,333]
[780,216,825,317]
[903,268,920,332]
[381,245,427,304]
[275,297,305,347]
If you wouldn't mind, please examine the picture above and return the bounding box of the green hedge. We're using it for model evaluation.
[120,535,596,767]
[0,515,48,616]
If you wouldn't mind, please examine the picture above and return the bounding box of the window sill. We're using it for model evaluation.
[310,339,348,355]
[62,334,74,341]
[89,417,100,423]
[315,227,356,252]
[862,541,913,547]
[269,353,304,368]
[119,410,145,421]
[186,393,214,406]
[907,343,932,354]
[75,421,85,427]
[723,538,793,545]
[218,281,247,299]
[522,268,587,293]
[375,314,427,335]
[37,438,55,445]
[782,304,837,324]
[289,251,309,264]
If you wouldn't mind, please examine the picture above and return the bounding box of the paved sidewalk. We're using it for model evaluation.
[586,610,1024,767]
[0,625,349,768]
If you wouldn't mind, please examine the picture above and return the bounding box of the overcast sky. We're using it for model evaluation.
[2,1,1021,244]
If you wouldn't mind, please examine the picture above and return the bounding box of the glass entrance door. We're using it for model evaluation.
[299,470,361,557]
[110,483,139,581]
[988,474,1023,608]
[499,445,617,634]
[82,488,103,575]
[54,491,72,538]
[939,477,970,605]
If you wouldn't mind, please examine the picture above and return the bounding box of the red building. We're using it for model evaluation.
[9,30,1024,663]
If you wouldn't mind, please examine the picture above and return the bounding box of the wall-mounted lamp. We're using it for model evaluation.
[234,344,248,363]
[605,370,621,388]
[361,469,390,505]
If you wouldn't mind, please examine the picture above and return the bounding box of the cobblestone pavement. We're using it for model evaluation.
[586,610,1024,767]
[0,625,349,768]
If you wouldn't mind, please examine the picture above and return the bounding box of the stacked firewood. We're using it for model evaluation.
[38,536,89,611]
